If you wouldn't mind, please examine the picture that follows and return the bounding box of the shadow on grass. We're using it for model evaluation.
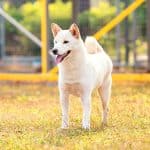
[54,125,109,138]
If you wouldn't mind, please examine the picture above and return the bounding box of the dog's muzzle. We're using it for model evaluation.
[55,50,71,64]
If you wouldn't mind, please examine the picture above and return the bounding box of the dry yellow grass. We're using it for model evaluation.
[0,81,150,149]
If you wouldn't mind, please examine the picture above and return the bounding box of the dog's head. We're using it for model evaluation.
[50,23,81,64]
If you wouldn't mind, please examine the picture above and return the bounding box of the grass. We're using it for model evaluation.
[0,81,150,150]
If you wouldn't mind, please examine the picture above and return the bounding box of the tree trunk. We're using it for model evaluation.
[125,0,130,66]
[6,0,26,7]
[0,2,5,58]
[79,0,90,12]
[115,0,121,67]
[147,0,150,72]
[132,10,137,70]
[72,0,79,23]
[79,0,90,38]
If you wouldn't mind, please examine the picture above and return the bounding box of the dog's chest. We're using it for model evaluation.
[63,83,84,97]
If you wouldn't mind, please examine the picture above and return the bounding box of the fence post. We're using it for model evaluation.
[41,0,50,73]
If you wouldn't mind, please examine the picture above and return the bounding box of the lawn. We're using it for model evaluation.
[0,81,150,150]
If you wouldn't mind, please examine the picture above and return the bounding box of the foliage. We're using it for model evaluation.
[2,0,146,57]
[4,0,72,35]
[136,3,146,37]
[78,2,116,31]
[4,2,42,55]
[3,1,116,55]
[49,0,72,39]
[78,2,116,53]
[0,81,150,149]
[4,3,23,34]
[3,1,72,54]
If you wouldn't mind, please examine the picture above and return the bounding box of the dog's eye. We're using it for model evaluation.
[54,41,57,44]
[63,40,69,44]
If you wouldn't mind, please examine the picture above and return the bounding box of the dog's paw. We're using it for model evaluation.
[57,126,69,131]
[82,124,90,130]
[61,124,69,130]
[101,122,108,128]
[61,126,69,130]
[56,127,68,134]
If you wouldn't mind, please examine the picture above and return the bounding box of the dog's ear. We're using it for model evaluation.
[51,23,62,37]
[69,23,80,39]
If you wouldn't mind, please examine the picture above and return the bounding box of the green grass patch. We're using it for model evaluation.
[0,81,150,149]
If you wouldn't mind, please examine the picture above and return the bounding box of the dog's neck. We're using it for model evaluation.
[58,39,88,83]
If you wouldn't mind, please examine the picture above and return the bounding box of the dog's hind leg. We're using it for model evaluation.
[98,76,112,126]
[59,91,69,129]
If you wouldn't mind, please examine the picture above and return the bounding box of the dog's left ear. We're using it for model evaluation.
[69,23,80,39]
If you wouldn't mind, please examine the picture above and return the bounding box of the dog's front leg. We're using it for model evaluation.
[60,91,69,129]
[81,92,91,130]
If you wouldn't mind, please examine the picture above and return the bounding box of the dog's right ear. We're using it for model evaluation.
[69,23,80,39]
[51,23,62,37]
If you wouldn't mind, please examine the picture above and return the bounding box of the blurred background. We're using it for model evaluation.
[0,0,149,74]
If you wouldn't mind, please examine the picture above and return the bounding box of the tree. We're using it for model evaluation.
[115,0,121,66]
[124,0,130,66]
[0,2,5,58]
[5,0,32,7]
[79,0,90,37]
[79,0,90,13]
[72,0,79,23]
[147,0,150,72]
[132,10,137,70]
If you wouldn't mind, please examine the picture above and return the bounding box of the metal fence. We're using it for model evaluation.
[0,0,149,82]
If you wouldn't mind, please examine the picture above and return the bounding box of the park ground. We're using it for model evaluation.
[0,81,150,149]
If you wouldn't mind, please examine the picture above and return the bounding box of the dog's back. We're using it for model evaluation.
[85,36,113,87]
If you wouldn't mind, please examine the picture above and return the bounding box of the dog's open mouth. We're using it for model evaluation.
[56,50,71,64]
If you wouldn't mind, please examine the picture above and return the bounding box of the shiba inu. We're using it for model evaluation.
[50,23,113,129]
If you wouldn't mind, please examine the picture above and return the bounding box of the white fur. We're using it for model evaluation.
[85,36,103,53]
[51,24,113,129]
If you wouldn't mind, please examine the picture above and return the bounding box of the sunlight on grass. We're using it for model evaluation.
[0,82,150,149]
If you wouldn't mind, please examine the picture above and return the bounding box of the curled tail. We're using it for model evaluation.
[85,36,103,54]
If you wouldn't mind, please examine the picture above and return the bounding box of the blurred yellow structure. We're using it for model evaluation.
[41,0,48,74]
[0,0,149,82]
[93,0,145,39]
[0,72,150,82]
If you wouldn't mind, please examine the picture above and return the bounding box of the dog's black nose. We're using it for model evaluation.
[52,49,58,55]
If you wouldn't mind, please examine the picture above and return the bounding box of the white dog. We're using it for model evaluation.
[50,23,113,129]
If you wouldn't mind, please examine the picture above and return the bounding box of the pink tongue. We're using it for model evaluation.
[56,55,64,64]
